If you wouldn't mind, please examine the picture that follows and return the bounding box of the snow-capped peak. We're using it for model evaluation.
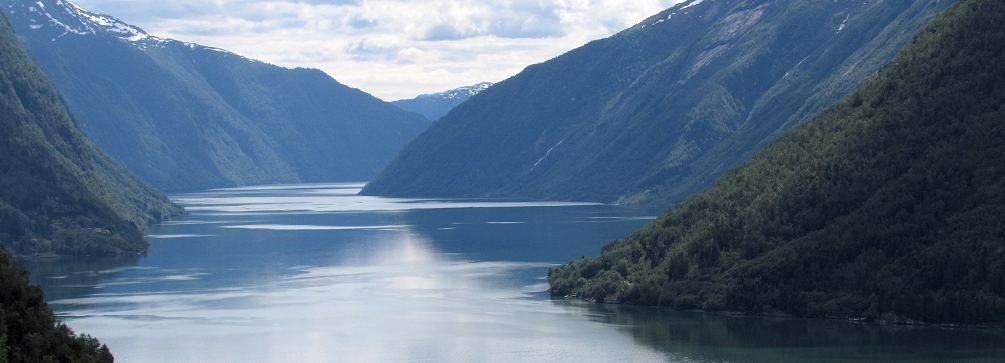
[415,82,494,100]
[3,0,158,43]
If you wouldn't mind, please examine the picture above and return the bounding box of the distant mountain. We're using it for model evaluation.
[2,0,430,192]
[0,10,182,256]
[392,82,494,121]
[550,0,1005,327]
[362,0,954,208]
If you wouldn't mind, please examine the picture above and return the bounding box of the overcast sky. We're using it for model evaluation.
[69,0,682,101]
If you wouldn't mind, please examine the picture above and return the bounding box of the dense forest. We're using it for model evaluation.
[0,11,183,256]
[549,0,1005,327]
[0,247,114,362]
[363,0,952,208]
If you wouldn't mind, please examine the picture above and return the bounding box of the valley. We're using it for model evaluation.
[0,0,1003,361]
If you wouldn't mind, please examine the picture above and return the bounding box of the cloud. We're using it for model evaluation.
[346,16,376,29]
[68,0,683,100]
[345,39,400,61]
[292,0,360,5]
[416,0,566,41]
[423,23,462,41]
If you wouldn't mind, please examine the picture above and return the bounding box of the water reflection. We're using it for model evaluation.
[396,204,656,263]
[173,182,600,214]
[23,184,1003,363]
[25,255,140,302]
[559,301,1005,362]
[45,231,667,362]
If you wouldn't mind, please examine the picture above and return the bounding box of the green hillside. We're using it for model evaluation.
[549,0,1005,327]
[188,51,431,184]
[0,11,183,256]
[0,247,114,362]
[362,0,953,208]
[3,0,429,192]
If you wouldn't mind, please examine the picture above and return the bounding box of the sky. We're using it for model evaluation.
[69,0,684,101]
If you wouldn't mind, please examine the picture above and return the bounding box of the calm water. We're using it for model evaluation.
[25,184,1005,362]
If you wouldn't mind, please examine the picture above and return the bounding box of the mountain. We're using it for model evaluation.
[2,0,430,192]
[0,247,114,362]
[392,82,494,121]
[549,0,1005,327]
[0,10,183,256]
[362,0,954,208]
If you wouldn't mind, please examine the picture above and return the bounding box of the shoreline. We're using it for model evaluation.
[555,295,1005,331]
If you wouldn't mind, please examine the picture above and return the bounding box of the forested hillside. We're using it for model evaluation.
[0,11,182,256]
[0,248,114,362]
[549,0,1005,327]
[363,0,953,208]
[3,0,430,192]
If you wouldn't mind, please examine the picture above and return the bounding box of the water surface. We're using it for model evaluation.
[26,184,1004,362]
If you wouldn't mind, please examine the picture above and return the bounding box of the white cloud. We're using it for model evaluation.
[70,0,682,101]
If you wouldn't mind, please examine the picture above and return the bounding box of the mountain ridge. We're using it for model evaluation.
[3,0,430,192]
[392,82,494,121]
[362,0,953,208]
[0,8,183,256]
[549,0,1005,327]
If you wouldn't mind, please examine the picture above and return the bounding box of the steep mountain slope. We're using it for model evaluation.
[2,0,430,192]
[0,247,114,362]
[550,0,1005,326]
[392,82,494,121]
[0,10,182,256]
[362,0,953,208]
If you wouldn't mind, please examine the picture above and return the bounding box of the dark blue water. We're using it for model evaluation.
[25,184,1005,362]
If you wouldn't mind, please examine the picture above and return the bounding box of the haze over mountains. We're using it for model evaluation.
[2,0,430,192]
[0,9,182,256]
[392,82,494,121]
[363,0,954,208]
[550,0,1005,327]
[0,0,998,357]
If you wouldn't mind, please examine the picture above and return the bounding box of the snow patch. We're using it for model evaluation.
[414,82,494,100]
[16,0,158,43]
[784,55,812,78]
[531,140,564,171]
[680,0,707,10]
[646,9,680,27]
